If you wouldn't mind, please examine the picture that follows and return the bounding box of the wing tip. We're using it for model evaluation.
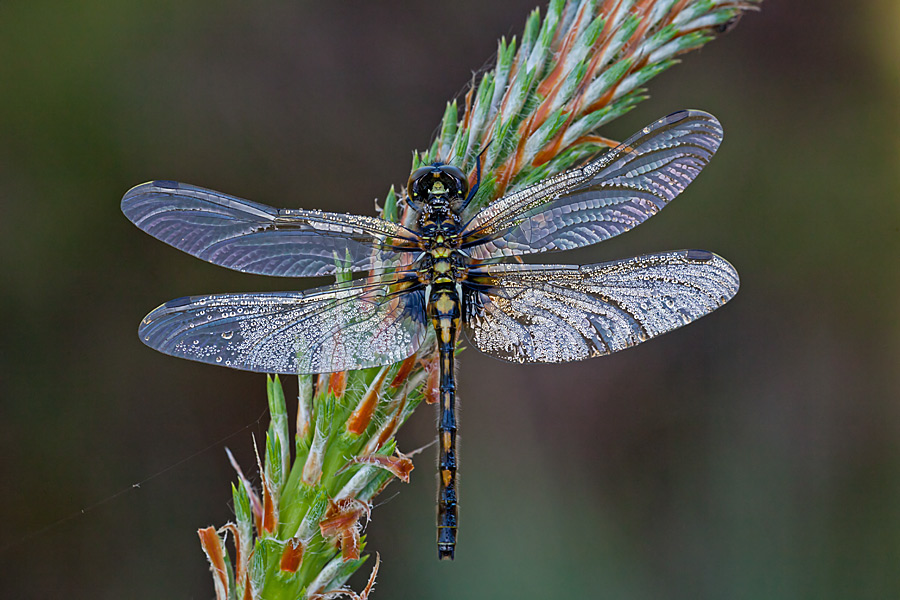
[662,109,723,140]
[683,249,740,300]
[122,179,181,198]
[121,180,185,218]
[663,109,691,124]
[664,108,717,123]
[685,248,714,262]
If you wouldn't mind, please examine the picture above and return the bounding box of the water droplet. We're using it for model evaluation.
[221,331,234,340]
[215,356,223,363]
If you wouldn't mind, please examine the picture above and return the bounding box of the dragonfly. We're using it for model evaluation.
[122,109,739,560]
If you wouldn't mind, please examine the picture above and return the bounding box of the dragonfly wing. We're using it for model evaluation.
[138,279,427,374]
[461,111,722,259]
[122,181,417,277]
[463,250,738,363]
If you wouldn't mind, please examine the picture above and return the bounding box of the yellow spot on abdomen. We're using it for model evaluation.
[434,294,455,314]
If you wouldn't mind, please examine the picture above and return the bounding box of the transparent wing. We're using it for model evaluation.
[461,111,723,259]
[138,278,427,374]
[122,181,418,277]
[463,250,738,363]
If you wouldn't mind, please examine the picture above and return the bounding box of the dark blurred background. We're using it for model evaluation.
[1,1,898,598]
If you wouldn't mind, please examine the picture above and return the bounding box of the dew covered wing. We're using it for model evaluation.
[464,250,739,363]
[121,181,413,277]
[462,111,723,259]
[138,283,427,374]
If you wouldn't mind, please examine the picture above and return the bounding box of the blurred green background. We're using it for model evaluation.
[1,1,898,598]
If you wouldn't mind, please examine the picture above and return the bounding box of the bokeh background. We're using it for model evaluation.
[2,1,898,598]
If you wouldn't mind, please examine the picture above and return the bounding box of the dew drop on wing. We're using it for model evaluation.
[221,331,234,340]
[685,249,713,262]
[215,356,223,363]
[153,180,180,189]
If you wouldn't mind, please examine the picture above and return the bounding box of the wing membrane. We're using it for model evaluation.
[139,278,427,374]
[122,181,418,277]
[461,110,723,258]
[464,250,738,363]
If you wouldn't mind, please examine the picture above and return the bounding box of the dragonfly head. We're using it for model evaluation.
[407,163,469,216]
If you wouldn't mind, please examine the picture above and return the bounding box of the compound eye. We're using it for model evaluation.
[441,165,468,196]
[407,166,435,205]
[441,165,465,182]
[408,166,433,189]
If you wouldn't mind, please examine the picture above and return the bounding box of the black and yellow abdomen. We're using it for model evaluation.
[427,281,461,560]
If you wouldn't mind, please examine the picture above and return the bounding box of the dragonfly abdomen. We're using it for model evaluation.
[428,285,461,560]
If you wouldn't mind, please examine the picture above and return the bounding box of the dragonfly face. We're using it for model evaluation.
[408,163,468,236]
[122,110,740,560]
[408,163,468,207]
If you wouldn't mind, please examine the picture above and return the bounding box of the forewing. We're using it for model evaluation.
[138,279,427,374]
[461,111,722,258]
[464,250,738,363]
[122,181,417,277]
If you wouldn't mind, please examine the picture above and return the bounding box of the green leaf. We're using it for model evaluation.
[438,100,459,159]
[232,482,252,536]
[266,375,290,490]
[382,184,399,222]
